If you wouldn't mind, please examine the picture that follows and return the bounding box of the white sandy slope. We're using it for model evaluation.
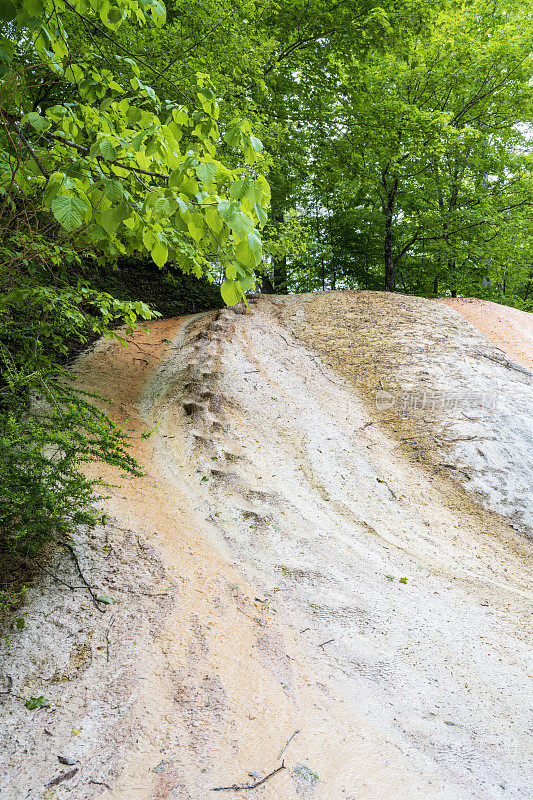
[0,293,531,800]
[435,298,533,530]
[142,296,532,799]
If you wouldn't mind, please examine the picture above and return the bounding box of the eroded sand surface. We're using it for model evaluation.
[1,292,532,800]
[439,298,533,371]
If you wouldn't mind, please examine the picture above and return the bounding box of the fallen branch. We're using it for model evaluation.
[212,761,285,792]
[105,612,116,663]
[47,768,78,787]
[89,779,111,790]
[129,341,151,354]
[25,556,86,591]
[278,332,302,350]
[59,542,106,612]
[278,730,300,760]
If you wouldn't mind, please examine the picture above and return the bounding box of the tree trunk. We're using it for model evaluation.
[315,203,325,291]
[433,277,439,295]
[273,254,287,293]
[272,213,287,293]
[382,178,398,292]
[448,259,457,297]
[326,197,335,291]
[256,269,274,293]
[384,213,394,291]
[268,201,287,293]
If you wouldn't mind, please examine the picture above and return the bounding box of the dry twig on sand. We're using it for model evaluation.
[278,730,300,760]
[212,761,285,792]
[60,542,107,612]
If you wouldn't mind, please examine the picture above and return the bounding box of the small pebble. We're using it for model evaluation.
[58,756,77,765]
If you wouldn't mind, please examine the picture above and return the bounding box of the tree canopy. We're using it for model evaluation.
[271,0,533,301]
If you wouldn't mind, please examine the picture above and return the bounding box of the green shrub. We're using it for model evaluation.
[0,241,155,562]
[0,366,140,557]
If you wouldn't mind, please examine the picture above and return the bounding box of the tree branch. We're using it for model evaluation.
[8,120,49,178]
[60,0,189,101]
[1,112,170,182]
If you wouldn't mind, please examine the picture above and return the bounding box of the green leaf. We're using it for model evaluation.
[104,180,125,203]
[225,262,237,280]
[205,205,223,235]
[51,196,87,231]
[247,230,262,265]
[228,210,253,240]
[0,36,15,71]
[230,177,250,201]
[180,175,199,198]
[294,764,319,782]
[0,1,16,22]
[198,87,215,102]
[223,125,241,148]
[143,229,158,250]
[149,0,166,26]
[238,273,255,293]
[151,240,168,268]
[23,0,45,16]
[168,169,181,188]
[106,7,123,25]
[21,112,50,133]
[145,135,160,157]
[254,175,270,204]
[187,213,205,243]
[100,207,121,236]
[152,196,177,220]
[127,106,142,125]
[196,162,217,185]
[98,140,118,161]
[249,135,263,152]
[43,172,64,207]
[253,203,268,228]
[220,279,244,306]
[25,696,50,710]
[235,240,254,270]
[172,108,189,125]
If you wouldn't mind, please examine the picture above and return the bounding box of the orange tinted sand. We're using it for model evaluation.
[439,297,533,370]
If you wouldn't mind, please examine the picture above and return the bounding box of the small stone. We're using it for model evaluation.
[58,756,78,766]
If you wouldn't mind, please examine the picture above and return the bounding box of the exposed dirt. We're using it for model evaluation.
[1,291,531,800]
[276,291,533,530]
[439,298,533,371]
